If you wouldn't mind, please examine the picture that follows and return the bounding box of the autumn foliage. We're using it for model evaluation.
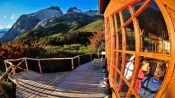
[0,42,40,59]
[89,29,105,53]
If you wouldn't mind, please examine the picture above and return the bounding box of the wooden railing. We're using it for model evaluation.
[0,53,94,98]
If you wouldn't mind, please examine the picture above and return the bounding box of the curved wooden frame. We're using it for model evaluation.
[102,0,175,98]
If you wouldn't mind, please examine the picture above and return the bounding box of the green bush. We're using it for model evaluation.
[0,79,16,98]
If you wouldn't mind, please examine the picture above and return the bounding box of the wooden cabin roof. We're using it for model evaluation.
[98,0,110,13]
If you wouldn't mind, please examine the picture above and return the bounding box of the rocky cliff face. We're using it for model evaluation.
[35,8,101,29]
[0,6,63,42]
[28,6,63,20]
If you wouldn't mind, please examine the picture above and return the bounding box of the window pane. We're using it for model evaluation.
[118,52,122,70]
[130,94,136,98]
[134,57,167,97]
[116,72,120,85]
[115,14,121,29]
[126,22,135,51]
[124,54,135,81]
[119,81,129,97]
[133,1,145,11]
[122,7,131,22]
[136,1,170,54]
[119,31,122,50]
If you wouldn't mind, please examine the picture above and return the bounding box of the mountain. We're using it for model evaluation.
[0,6,63,42]
[0,31,6,39]
[0,28,9,38]
[13,12,103,45]
[28,6,63,20]
[14,18,103,45]
[83,10,100,16]
[34,12,98,30]
[13,8,103,45]
[1,6,103,43]
[67,7,82,13]
[0,28,9,32]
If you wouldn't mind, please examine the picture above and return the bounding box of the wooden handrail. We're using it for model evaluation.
[0,53,95,97]
[1,53,94,79]
[0,63,12,81]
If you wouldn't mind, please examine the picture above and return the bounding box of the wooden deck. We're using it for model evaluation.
[12,62,108,98]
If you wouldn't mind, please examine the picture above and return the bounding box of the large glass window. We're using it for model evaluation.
[106,0,171,98]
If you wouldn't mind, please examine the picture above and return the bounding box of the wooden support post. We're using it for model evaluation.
[38,60,42,74]
[4,61,7,71]
[12,65,19,85]
[90,54,92,61]
[78,56,80,66]
[71,59,74,70]
[24,59,28,71]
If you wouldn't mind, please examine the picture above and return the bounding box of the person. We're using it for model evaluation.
[135,60,150,92]
[139,61,166,98]
[124,55,135,80]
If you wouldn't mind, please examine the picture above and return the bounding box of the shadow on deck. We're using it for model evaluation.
[13,62,108,98]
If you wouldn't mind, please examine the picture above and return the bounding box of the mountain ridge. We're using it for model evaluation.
[0,6,103,43]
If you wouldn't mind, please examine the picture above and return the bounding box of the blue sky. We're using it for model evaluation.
[0,0,98,29]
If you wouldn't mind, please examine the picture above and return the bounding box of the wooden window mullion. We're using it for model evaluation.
[116,11,127,92]
[128,6,141,89]
[114,14,119,85]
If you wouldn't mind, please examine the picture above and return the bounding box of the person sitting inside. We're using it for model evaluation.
[124,55,135,80]
[139,61,167,98]
[135,60,150,92]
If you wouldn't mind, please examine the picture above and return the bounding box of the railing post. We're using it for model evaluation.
[78,56,80,66]
[90,54,93,61]
[4,61,8,71]
[71,58,74,70]
[38,60,42,74]
[12,65,19,84]
[24,58,28,71]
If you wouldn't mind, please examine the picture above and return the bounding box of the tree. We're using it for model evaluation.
[89,29,105,53]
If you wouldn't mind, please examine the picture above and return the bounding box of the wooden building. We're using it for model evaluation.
[99,0,175,98]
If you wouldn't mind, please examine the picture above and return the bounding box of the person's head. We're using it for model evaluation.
[141,60,150,74]
[144,48,148,52]
[152,61,166,80]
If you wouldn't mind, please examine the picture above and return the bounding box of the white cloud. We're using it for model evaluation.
[7,25,12,28]
[10,14,15,20]
[0,26,3,29]
[4,15,7,19]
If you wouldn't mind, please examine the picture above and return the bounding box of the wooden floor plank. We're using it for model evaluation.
[14,62,108,98]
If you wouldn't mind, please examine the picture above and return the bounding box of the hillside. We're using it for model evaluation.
[13,18,103,45]
[78,19,104,32]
